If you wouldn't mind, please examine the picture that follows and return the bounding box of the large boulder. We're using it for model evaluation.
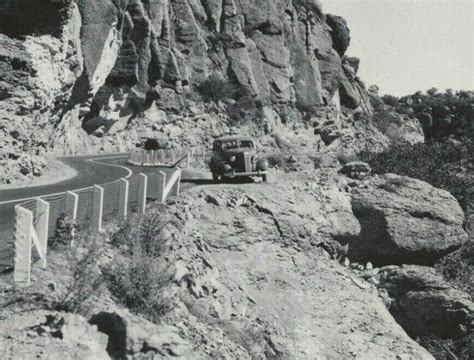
[326,14,350,57]
[27,312,110,359]
[89,309,193,359]
[349,174,468,265]
[338,56,372,113]
[374,265,473,352]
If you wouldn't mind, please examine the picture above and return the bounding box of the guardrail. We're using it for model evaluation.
[128,146,207,167]
[11,161,182,287]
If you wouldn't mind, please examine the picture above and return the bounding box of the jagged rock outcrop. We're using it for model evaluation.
[375,265,473,338]
[0,0,83,183]
[349,174,468,265]
[0,0,380,182]
[89,309,193,358]
[373,265,473,359]
[0,310,110,359]
[326,14,350,57]
[339,56,372,113]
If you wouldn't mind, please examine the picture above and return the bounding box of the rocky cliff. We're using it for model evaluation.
[0,0,408,183]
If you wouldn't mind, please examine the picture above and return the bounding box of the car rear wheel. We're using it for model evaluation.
[261,174,267,182]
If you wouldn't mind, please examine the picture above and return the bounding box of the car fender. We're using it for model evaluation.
[256,158,269,171]
[221,163,232,173]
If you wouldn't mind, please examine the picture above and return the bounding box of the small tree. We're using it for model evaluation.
[196,74,239,103]
[381,94,400,107]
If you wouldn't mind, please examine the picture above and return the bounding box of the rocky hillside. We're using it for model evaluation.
[0,0,423,183]
[2,166,443,359]
[2,159,473,358]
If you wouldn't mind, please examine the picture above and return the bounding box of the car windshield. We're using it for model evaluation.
[219,140,254,150]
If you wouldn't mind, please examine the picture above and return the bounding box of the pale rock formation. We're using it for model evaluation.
[349,174,468,264]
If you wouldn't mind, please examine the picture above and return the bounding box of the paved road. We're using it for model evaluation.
[0,154,184,270]
[0,154,130,203]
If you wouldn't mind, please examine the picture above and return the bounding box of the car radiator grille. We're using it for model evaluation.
[244,153,252,172]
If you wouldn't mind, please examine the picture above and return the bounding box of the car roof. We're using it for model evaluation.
[214,136,254,142]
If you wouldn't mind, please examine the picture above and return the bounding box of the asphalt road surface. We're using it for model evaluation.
[0,154,185,270]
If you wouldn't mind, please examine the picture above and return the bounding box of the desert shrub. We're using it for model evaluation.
[381,94,400,107]
[144,138,159,150]
[382,89,473,140]
[107,247,171,319]
[371,88,474,141]
[196,74,239,103]
[312,156,323,169]
[55,236,104,315]
[266,154,285,169]
[107,213,178,320]
[51,213,77,249]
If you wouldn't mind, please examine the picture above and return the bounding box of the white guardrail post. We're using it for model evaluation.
[65,191,78,221]
[138,173,148,214]
[118,178,129,219]
[157,171,166,204]
[186,152,191,167]
[92,185,104,232]
[14,206,33,287]
[14,199,50,287]
[35,199,49,269]
[171,168,181,196]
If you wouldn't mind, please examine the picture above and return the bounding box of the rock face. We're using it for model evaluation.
[0,0,84,183]
[0,0,381,182]
[349,174,468,265]
[374,265,473,358]
[0,310,110,359]
[326,14,350,56]
[89,309,193,358]
[339,56,372,112]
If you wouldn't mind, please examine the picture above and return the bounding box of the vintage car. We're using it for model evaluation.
[210,136,268,182]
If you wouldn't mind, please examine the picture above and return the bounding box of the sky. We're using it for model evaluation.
[323,0,473,96]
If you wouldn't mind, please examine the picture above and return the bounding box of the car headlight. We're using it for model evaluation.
[256,159,269,171]
[229,156,236,162]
